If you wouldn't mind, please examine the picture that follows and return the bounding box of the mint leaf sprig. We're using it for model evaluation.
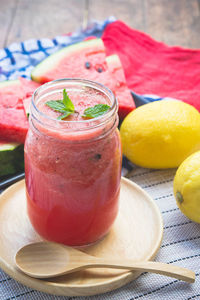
[45,89,111,120]
[82,104,110,119]
[45,89,75,120]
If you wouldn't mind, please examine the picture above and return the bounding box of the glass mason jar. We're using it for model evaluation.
[25,79,122,246]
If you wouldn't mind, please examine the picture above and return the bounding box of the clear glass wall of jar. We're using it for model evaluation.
[25,79,122,246]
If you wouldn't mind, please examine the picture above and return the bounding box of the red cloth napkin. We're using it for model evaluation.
[102,21,200,111]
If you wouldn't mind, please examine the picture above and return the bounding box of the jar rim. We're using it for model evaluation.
[31,78,118,132]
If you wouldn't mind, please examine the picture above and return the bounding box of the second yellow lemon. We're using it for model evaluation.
[173,151,200,223]
[120,100,200,168]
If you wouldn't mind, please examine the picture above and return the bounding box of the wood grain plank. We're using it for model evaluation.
[89,0,146,32]
[144,0,200,48]
[0,0,19,47]
[5,0,85,46]
[1,0,200,48]
[90,0,200,48]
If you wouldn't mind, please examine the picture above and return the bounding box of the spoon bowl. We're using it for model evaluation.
[15,242,195,283]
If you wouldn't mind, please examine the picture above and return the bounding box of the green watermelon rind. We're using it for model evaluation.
[0,80,20,89]
[0,142,19,151]
[105,54,122,68]
[31,38,104,82]
[0,143,24,176]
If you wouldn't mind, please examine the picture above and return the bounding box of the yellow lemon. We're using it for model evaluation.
[120,100,200,168]
[173,151,200,223]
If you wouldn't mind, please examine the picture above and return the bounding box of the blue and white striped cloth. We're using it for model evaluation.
[0,19,199,300]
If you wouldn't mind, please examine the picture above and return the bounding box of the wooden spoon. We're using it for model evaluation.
[15,242,195,283]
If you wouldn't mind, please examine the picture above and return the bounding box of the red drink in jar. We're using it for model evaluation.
[25,79,122,246]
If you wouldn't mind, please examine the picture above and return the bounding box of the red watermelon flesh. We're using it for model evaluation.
[20,77,40,118]
[105,55,135,119]
[19,77,40,98]
[0,78,40,143]
[31,39,135,118]
[0,80,24,109]
[0,108,28,143]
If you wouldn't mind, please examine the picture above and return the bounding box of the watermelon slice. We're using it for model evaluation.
[31,39,106,83]
[0,78,40,143]
[31,39,135,119]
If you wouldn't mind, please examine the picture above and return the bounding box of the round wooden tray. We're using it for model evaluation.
[0,177,163,297]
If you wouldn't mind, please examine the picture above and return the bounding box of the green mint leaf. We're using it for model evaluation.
[63,89,74,112]
[45,100,66,112]
[57,111,72,120]
[82,104,110,119]
[45,90,75,120]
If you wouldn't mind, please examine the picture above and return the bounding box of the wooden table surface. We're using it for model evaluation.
[0,0,200,49]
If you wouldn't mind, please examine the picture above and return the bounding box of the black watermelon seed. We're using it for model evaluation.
[85,62,91,69]
[97,67,103,73]
[94,153,102,160]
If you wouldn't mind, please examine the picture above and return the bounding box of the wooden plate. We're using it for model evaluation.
[0,177,163,296]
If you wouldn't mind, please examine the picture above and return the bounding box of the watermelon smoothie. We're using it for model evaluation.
[25,79,122,246]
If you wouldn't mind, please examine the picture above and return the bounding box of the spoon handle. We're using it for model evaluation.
[84,260,195,283]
